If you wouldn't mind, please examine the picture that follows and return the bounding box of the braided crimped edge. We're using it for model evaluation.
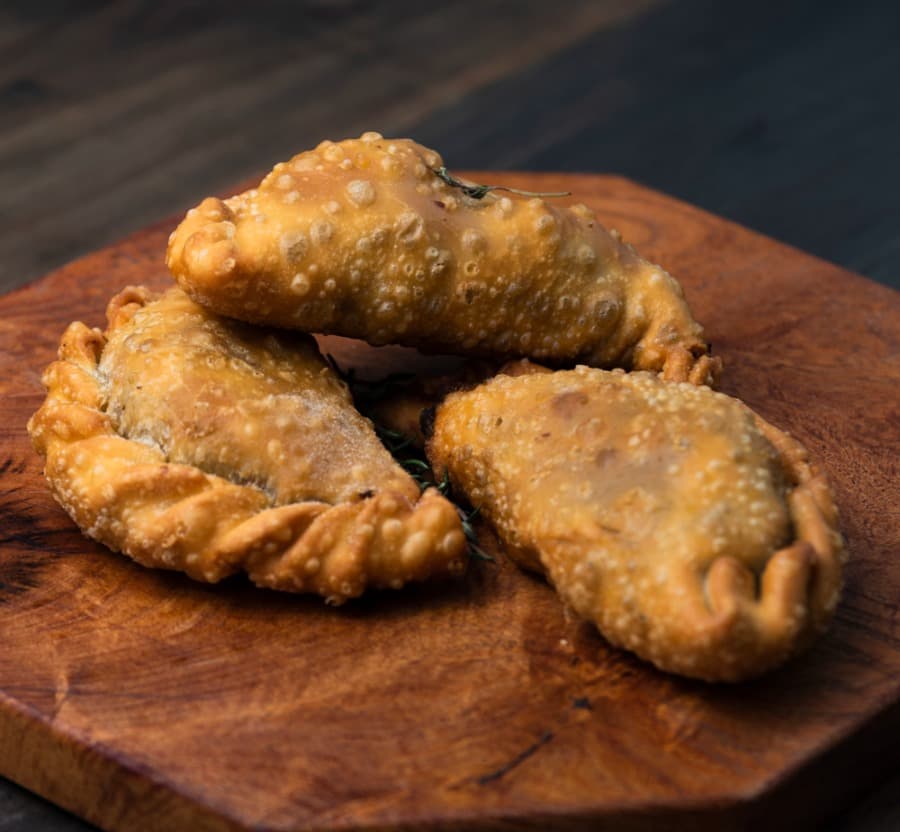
[549,407,845,682]
[661,343,722,387]
[658,410,845,681]
[27,289,467,604]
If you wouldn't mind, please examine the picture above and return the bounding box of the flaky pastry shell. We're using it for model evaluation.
[167,133,719,385]
[27,287,466,603]
[426,366,844,681]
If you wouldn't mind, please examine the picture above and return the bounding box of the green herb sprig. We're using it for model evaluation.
[328,353,494,563]
[459,505,493,562]
[433,165,570,201]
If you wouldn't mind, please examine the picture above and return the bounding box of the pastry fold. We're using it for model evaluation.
[167,133,719,384]
[28,287,466,602]
[424,365,844,681]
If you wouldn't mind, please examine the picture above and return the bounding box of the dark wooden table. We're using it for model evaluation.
[2,1,898,829]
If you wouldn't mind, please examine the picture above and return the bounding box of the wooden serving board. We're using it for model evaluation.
[1,174,898,832]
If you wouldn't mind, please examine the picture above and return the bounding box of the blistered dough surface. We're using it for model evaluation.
[167,133,718,384]
[100,288,411,505]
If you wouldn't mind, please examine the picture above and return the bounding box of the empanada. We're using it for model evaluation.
[166,133,719,384]
[424,365,843,681]
[27,287,466,603]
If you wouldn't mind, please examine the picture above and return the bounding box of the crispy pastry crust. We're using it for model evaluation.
[426,367,844,681]
[27,287,466,603]
[166,133,720,385]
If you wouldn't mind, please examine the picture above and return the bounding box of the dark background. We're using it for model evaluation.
[3,0,900,295]
[2,1,898,829]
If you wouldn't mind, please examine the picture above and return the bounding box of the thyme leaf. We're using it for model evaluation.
[433,165,570,201]
[400,458,431,471]
[459,505,494,562]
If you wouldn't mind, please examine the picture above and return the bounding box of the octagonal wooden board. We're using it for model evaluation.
[1,174,898,832]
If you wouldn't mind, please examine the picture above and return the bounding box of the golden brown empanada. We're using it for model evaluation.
[27,287,466,603]
[425,365,844,681]
[166,133,719,384]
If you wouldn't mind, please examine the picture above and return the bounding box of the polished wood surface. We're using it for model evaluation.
[4,0,900,827]
[1,173,898,831]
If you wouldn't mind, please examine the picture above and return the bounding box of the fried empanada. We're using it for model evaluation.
[166,133,719,384]
[27,287,466,603]
[425,366,844,681]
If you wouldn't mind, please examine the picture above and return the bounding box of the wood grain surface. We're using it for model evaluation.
[1,174,898,832]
